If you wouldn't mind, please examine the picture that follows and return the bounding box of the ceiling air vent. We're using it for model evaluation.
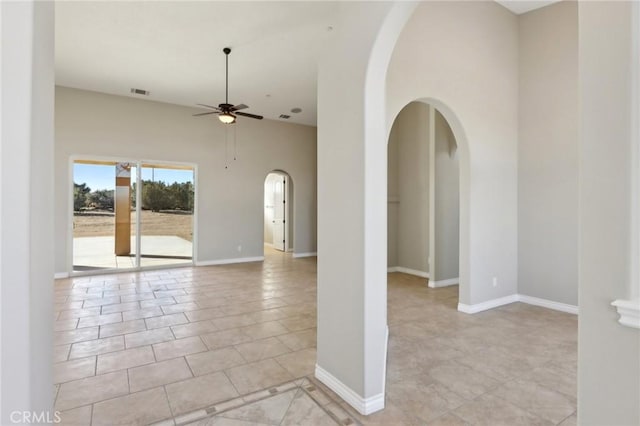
[130,88,150,96]
[279,114,291,120]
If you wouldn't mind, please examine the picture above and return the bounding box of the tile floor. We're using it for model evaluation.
[152,377,355,426]
[54,248,577,425]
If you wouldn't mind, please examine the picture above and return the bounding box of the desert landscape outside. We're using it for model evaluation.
[72,160,195,271]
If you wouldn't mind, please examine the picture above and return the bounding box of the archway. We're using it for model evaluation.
[263,170,294,255]
[385,98,469,305]
[387,101,461,292]
[317,0,519,416]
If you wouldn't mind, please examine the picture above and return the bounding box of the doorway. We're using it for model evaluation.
[72,158,195,272]
[264,171,293,253]
[387,102,460,290]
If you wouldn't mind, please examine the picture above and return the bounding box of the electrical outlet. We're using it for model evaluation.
[492,277,498,287]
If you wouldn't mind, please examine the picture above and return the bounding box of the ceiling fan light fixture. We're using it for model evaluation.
[194,47,263,124]
[219,113,236,124]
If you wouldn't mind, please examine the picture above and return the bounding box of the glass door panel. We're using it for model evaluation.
[73,160,135,271]
[139,164,194,268]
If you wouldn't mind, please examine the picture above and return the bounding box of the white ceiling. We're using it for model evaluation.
[55,1,559,127]
[55,1,338,126]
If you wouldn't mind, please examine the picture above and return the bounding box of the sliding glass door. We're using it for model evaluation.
[138,164,194,268]
[72,159,195,273]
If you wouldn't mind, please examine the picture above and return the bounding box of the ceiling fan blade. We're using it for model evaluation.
[196,103,221,110]
[193,111,218,117]
[236,111,263,120]
[231,104,248,111]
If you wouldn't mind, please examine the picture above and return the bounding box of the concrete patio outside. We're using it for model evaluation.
[73,235,192,271]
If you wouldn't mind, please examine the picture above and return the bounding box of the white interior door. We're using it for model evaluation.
[272,175,287,251]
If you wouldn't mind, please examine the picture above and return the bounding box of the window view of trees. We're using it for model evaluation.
[89,189,115,211]
[74,180,194,212]
[135,180,195,212]
[73,183,91,211]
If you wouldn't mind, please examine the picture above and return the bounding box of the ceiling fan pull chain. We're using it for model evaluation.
[233,124,237,161]
[225,125,229,169]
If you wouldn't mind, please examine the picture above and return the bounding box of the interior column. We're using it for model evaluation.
[0,0,55,421]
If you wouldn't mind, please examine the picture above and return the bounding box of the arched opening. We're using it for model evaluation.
[387,101,460,295]
[263,170,294,256]
[318,0,518,413]
[384,100,467,400]
[384,96,471,309]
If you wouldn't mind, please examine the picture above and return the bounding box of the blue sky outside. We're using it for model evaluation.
[74,163,194,191]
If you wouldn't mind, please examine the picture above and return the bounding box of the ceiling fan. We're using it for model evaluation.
[193,47,264,124]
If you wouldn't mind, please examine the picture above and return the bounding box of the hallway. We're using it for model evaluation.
[53,251,576,425]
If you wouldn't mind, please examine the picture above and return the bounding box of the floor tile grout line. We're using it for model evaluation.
[222,369,242,399]
[301,383,357,426]
[555,410,577,425]
[487,375,576,424]
[161,385,176,424]
[126,367,132,394]
[184,376,305,424]
[150,343,159,362]
[61,379,174,416]
[52,385,60,412]
[166,376,345,426]
[277,386,302,426]
[182,355,196,379]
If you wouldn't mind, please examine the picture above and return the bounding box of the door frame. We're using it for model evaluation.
[263,170,293,253]
[68,155,198,275]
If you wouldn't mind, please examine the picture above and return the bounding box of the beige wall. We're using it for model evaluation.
[387,122,400,267]
[389,102,430,273]
[433,109,459,282]
[55,87,316,273]
[387,103,459,283]
[1,2,54,422]
[578,1,640,424]
[518,1,579,305]
[397,102,429,273]
[387,1,519,306]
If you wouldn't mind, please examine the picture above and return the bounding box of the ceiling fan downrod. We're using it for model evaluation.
[223,47,231,105]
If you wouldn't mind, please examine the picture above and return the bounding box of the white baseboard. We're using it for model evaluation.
[293,252,317,258]
[458,294,519,314]
[458,293,579,315]
[315,365,384,415]
[263,243,274,248]
[387,266,429,279]
[195,256,264,266]
[429,277,458,288]
[54,272,70,279]
[518,294,578,315]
